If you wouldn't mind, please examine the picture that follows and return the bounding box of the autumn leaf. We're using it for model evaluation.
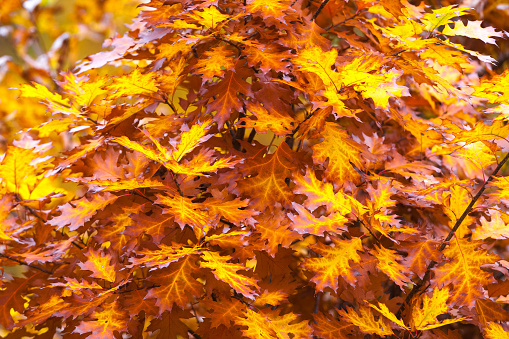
[106,68,159,99]
[75,301,128,338]
[374,245,412,289]
[200,251,258,299]
[432,238,499,307]
[442,20,505,45]
[145,256,203,313]
[78,248,117,283]
[338,306,393,336]
[48,192,118,231]
[473,209,509,240]
[302,237,362,289]
[311,122,364,183]
[410,287,467,331]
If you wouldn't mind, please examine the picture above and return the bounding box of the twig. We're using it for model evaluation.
[395,151,509,318]
[0,253,53,274]
[311,0,330,21]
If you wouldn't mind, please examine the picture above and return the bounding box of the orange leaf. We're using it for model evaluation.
[145,256,203,313]
[78,248,117,283]
[302,237,362,289]
[200,251,258,299]
[410,287,467,331]
[432,238,499,307]
[75,301,128,339]
[374,245,412,289]
[338,306,393,336]
[311,122,364,183]
[48,192,118,231]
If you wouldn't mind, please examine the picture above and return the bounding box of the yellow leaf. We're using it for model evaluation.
[75,301,128,338]
[485,323,509,339]
[200,251,258,298]
[0,146,39,193]
[106,68,159,99]
[302,237,362,289]
[78,248,117,283]
[338,306,393,336]
[368,301,409,330]
[311,122,363,184]
[432,238,499,307]
[374,245,412,289]
[187,6,229,29]
[410,287,467,331]
[172,120,212,162]
[442,20,505,45]
[473,209,509,240]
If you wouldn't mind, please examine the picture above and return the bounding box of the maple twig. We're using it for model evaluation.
[0,253,53,274]
[395,151,509,319]
[311,0,330,21]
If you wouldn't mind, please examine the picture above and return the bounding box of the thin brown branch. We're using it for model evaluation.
[0,253,53,274]
[311,0,330,21]
[395,151,509,318]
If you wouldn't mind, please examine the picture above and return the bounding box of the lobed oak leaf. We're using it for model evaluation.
[202,297,244,329]
[374,245,412,289]
[145,256,203,313]
[293,168,366,215]
[338,306,393,336]
[86,178,168,192]
[421,5,471,33]
[313,312,353,339]
[311,122,364,184]
[171,120,212,162]
[368,301,409,330]
[244,44,292,73]
[16,294,70,328]
[78,248,117,283]
[442,20,505,45]
[485,323,509,339]
[0,146,39,193]
[56,137,105,170]
[129,244,201,269]
[238,142,300,210]
[59,72,108,107]
[403,239,441,279]
[289,203,348,236]
[200,250,258,299]
[105,68,159,100]
[194,46,236,81]
[475,298,509,329]
[473,209,509,240]
[432,238,499,307]
[410,287,467,331]
[240,102,295,136]
[51,278,103,291]
[302,237,362,289]
[155,194,215,237]
[0,273,44,329]
[254,212,300,256]
[48,192,118,231]
[18,82,81,116]
[236,308,312,339]
[187,6,230,29]
[75,301,128,339]
[203,68,253,127]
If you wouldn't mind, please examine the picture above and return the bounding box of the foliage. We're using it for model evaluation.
[2,0,509,338]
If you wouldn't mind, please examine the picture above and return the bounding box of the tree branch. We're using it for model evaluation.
[395,151,509,318]
[311,0,330,21]
[0,253,53,274]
